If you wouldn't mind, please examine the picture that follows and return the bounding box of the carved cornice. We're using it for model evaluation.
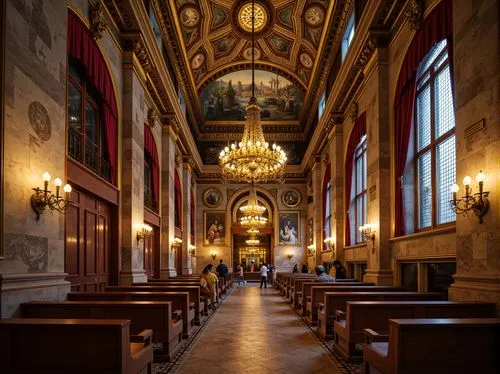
[197,132,305,142]
[405,0,424,31]
[346,102,358,122]
[147,107,158,128]
[89,1,108,41]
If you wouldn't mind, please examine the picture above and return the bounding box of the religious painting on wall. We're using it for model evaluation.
[282,189,301,208]
[308,218,313,246]
[204,211,225,246]
[279,212,300,246]
[203,187,222,208]
[200,69,304,121]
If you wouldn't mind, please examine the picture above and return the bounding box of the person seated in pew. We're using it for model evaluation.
[314,265,335,282]
[202,266,219,307]
[301,264,309,273]
[332,260,347,280]
[216,259,229,277]
[293,264,299,274]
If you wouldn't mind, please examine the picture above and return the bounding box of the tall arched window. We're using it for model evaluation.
[67,12,117,184]
[322,166,332,249]
[174,170,182,229]
[394,0,453,236]
[414,40,455,229]
[351,135,367,243]
[144,124,159,212]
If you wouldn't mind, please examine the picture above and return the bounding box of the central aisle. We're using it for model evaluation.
[176,284,341,374]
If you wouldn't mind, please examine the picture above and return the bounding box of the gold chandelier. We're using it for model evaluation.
[246,234,260,246]
[239,185,268,229]
[219,0,286,183]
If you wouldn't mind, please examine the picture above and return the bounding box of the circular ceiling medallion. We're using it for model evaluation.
[299,53,313,69]
[191,53,205,69]
[305,5,325,27]
[180,7,200,28]
[243,47,261,60]
[237,3,268,33]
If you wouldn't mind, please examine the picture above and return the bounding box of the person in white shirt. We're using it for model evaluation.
[260,264,269,289]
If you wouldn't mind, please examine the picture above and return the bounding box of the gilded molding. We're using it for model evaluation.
[147,107,158,128]
[346,102,358,122]
[89,1,108,41]
[406,0,424,31]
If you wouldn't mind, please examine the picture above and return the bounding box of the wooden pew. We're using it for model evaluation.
[68,291,194,338]
[21,300,184,362]
[335,301,496,360]
[286,276,316,300]
[0,318,153,373]
[298,282,373,316]
[305,285,403,324]
[292,280,365,309]
[149,278,224,301]
[119,284,208,321]
[318,292,444,339]
[363,318,500,374]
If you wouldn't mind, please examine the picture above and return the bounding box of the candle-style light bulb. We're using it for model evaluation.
[462,175,472,186]
[63,184,72,201]
[42,172,51,182]
[451,183,459,201]
[476,171,485,183]
[53,178,63,187]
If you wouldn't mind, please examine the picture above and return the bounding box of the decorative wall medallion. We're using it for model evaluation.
[299,52,313,69]
[203,187,223,208]
[28,101,51,141]
[243,47,261,61]
[180,7,200,27]
[305,5,325,27]
[191,53,205,69]
[282,189,301,208]
[237,2,268,33]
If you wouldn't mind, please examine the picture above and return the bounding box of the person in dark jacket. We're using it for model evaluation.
[333,260,347,279]
[216,259,228,277]
[301,264,308,273]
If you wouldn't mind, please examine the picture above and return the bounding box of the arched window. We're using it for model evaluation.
[351,135,367,243]
[144,124,159,212]
[322,166,332,249]
[345,112,366,246]
[67,12,117,183]
[174,170,182,229]
[413,40,455,229]
[394,0,453,236]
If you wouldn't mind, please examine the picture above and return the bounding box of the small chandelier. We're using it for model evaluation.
[240,215,268,229]
[218,0,286,183]
[246,234,260,246]
[239,185,268,229]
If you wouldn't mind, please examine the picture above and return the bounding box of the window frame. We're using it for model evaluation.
[352,135,367,243]
[67,58,110,181]
[341,10,355,62]
[413,44,455,232]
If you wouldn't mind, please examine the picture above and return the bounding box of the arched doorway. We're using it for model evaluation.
[228,187,277,277]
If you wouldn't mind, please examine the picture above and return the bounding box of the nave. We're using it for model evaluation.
[176,284,341,374]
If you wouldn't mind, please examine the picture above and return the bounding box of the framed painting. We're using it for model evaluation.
[203,187,222,208]
[308,218,313,246]
[278,211,300,246]
[204,211,225,246]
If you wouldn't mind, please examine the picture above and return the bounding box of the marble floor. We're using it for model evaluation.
[175,283,342,374]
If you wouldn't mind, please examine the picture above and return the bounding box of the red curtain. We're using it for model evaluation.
[68,12,118,184]
[322,165,331,247]
[144,125,159,210]
[344,112,367,247]
[174,170,182,229]
[394,0,453,236]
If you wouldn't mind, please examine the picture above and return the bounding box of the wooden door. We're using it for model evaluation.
[143,226,156,279]
[65,188,111,292]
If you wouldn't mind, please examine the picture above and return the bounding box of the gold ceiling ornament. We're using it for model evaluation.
[238,3,267,33]
[247,228,260,235]
[245,234,260,246]
[219,0,286,183]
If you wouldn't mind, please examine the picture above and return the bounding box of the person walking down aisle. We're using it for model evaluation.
[260,263,268,289]
[237,263,245,285]
[202,264,219,306]
[216,259,229,277]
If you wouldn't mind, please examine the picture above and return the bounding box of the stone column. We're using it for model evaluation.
[159,120,179,278]
[329,120,344,263]
[308,157,322,269]
[448,0,500,314]
[363,46,393,286]
[119,53,147,285]
[181,159,193,275]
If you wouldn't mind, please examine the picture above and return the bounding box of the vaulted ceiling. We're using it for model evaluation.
[164,0,337,165]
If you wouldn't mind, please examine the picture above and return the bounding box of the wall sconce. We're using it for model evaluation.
[137,224,153,244]
[307,245,316,256]
[31,172,72,220]
[359,224,376,242]
[189,245,196,256]
[323,237,335,251]
[171,237,183,250]
[286,253,294,260]
[451,171,489,223]
[210,250,217,260]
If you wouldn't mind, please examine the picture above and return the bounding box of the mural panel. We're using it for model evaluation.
[200,70,304,121]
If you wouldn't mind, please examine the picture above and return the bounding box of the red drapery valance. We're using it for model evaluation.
[68,11,118,184]
[345,111,367,247]
[394,0,453,236]
[144,125,159,210]
[322,164,331,248]
[174,170,182,229]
